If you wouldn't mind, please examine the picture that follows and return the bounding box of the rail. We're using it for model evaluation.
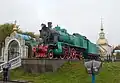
[0,55,21,73]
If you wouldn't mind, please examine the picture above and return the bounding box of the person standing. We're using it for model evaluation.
[2,62,11,81]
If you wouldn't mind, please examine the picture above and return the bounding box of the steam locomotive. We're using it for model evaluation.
[32,22,100,60]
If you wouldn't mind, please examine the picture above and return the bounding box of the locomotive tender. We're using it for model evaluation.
[33,22,100,60]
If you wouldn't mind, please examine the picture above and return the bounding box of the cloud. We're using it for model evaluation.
[0,0,119,45]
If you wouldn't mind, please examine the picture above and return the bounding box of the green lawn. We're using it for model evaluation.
[2,61,120,83]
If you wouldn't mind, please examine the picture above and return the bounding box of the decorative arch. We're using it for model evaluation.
[4,38,22,62]
[8,40,20,61]
[6,38,21,51]
[2,31,33,62]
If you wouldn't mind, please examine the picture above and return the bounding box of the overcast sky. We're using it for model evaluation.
[0,0,119,46]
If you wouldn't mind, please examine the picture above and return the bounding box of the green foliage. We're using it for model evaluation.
[3,62,120,83]
[0,23,36,43]
[0,23,14,42]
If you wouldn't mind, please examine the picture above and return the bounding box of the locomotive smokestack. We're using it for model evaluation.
[48,22,52,28]
[39,23,46,38]
[41,23,46,28]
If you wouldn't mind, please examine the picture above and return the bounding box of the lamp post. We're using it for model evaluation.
[84,59,102,83]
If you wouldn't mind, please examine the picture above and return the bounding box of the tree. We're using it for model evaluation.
[0,22,38,57]
[22,32,36,38]
[0,23,37,44]
[0,23,16,56]
[0,23,15,42]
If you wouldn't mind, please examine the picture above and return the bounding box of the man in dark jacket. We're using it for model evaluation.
[3,63,11,81]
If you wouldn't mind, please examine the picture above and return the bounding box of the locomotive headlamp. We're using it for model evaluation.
[84,59,102,83]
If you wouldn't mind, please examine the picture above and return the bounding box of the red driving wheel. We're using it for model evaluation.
[47,49,54,59]
[60,55,64,59]
[63,47,70,59]
[70,48,76,59]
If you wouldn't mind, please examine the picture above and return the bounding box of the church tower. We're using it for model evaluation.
[97,18,108,45]
[96,17,113,61]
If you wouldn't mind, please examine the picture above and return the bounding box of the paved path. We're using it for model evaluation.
[0,80,33,83]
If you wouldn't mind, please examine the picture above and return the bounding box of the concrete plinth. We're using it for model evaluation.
[21,58,69,73]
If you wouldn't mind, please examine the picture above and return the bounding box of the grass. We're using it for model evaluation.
[1,61,120,83]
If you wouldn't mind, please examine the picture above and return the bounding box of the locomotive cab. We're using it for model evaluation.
[39,22,59,44]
